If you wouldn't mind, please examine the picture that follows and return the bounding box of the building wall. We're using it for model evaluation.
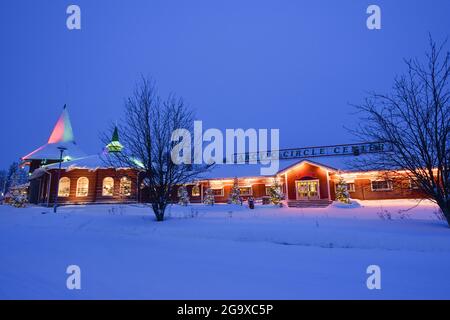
[29,159,60,174]
[43,168,139,204]
[174,178,274,204]
[284,162,330,200]
[329,176,425,200]
[29,164,428,206]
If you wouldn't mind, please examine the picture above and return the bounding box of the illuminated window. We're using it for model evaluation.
[211,188,224,196]
[334,182,355,193]
[102,177,114,196]
[192,185,200,197]
[239,187,252,196]
[76,177,89,197]
[347,183,356,192]
[120,177,132,196]
[266,185,282,195]
[58,177,70,197]
[371,180,393,191]
[410,178,420,190]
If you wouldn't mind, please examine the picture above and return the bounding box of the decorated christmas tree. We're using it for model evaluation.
[268,179,284,206]
[178,185,190,206]
[228,177,241,204]
[335,175,351,204]
[8,187,29,208]
[203,187,215,206]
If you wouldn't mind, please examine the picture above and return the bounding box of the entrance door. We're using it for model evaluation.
[296,180,320,200]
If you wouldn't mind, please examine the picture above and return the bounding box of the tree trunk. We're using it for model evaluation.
[442,204,450,228]
[152,204,166,222]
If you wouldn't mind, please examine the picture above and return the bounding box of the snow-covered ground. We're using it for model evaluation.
[0,199,449,299]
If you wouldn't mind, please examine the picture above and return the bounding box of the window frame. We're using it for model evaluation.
[409,178,421,190]
[370,180,393,192]
[119,176,132,197]
[347,183,356,192]
[76,177,89,197]
[210,188,224,197]
[191,185,200,197]
[239,186,253,196]
[58,177,71,197]
[334,181,356,193]
[102,177,115,197]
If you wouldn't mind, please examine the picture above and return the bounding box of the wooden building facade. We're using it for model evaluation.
[27,157,426,207]
[22,107,426,208]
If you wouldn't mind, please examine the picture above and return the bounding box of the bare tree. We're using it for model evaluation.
[104,76,210,221]
[352,36,450,226]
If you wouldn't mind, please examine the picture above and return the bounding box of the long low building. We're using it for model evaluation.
[27,154,424,207]
[23,108,425,207]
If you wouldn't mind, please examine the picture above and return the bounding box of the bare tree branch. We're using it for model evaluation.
[352,36,450,226]
[101,76,212,221]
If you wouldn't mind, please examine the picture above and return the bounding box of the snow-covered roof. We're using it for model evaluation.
[22,141,87,161]
[22,106,87,161]
[29,154,132,179]
[28,151,373,181]
[198,156,361,180]
[42,154,129,171]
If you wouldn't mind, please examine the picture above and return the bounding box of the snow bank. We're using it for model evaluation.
[331,200,362,209]
[0,200,449,299]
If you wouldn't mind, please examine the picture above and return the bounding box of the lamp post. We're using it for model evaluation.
[54,146,67,213]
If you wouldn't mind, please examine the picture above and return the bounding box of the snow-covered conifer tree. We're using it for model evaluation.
[178,185,190,206]
[203,188,215,206]
[268,179,284,206]
[6,162,28,191]
[228,177,241,205]
[335,175,351,204]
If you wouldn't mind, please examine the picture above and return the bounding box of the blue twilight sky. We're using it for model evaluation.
[0,0,449,169]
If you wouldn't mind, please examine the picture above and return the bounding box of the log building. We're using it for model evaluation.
[22,108,425,208]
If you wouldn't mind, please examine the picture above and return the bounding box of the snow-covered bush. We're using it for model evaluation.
[203,188,215,206]
[177,186,190,206]
[332,200,361,209]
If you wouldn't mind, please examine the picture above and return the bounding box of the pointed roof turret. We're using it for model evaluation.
[106,126,124,153]
[47,104,74,144]
[22,105,86,161]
